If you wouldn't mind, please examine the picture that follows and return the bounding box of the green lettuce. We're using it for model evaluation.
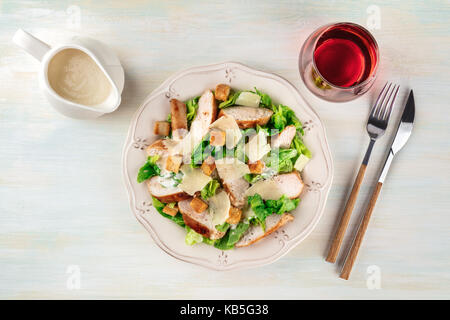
[269,104,303,133]
[151,196,185,227]
[137,155,160,183]
[234,136,247,163]
[191,133,242,167]
[247,194,273,225]
[214,222,250,250]
[218,91,241,109]
[266,148,298,174]
[247,193,299,227]
[243,173,263,184]
[215,222,230,233]
[201,180,220,200]
[252,87,272,108]
[185,226,203,245]
[291,134,311,159]
[186,96,200,126]
[191,134,214,167]
[202,237,216,245]
[266,195,299,215]
[251,88,306,135]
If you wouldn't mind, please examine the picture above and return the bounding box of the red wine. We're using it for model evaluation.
[313,24,378,88]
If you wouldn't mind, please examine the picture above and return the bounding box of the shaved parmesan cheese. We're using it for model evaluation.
[235,91,261,107]
[210,191,231,225]
[245,130,271,163]
[178,164,212,195]
[209,114,242,148]
[294,154,310,172]
[215,158,250,182]
[243,206,255,219]
[245,179,284,200]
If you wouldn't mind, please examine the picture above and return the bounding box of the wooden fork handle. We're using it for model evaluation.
[326,163,367,263]
[340,182,383,280]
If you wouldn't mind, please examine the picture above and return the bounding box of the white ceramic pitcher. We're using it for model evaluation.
[12,29,124,119]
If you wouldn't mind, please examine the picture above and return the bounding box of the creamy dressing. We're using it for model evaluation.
[158,172,183,189]
[261,166,276,180]
[48,48,111,106]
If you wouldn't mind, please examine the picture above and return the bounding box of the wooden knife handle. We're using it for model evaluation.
[326,163,367,263]
[340,181,383,280]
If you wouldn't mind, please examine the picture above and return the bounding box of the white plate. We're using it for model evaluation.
[122,62,333,271]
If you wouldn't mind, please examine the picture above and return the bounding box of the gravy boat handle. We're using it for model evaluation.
[13,29,51,61]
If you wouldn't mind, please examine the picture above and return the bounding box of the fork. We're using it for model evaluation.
[326,82,400,263]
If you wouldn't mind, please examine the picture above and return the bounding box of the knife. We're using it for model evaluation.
[340,90,415,280]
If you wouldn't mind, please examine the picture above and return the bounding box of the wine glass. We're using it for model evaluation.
[299,22,379,102]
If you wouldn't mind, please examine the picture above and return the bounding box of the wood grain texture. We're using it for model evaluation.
[326,163,367,263]
[1,0,450,299]
[340,182,383,280]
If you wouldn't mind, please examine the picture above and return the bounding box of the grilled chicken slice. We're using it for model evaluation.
[146,139,169,157]
[147,176,190,203]
[245,171,305,201]
[273,171,304,199]
[191,90,217,138]
[235,213,294,247]
[218,106,273,129]
[223,177,249,208]
[178,198,226,240]
[271,125,296,149]
[170,99,188,140]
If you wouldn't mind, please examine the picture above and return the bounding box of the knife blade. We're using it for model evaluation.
[378,90,415,183]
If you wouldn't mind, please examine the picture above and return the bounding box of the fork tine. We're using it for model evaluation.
[382,84,400,120]
[376,83,395,119]
[377,84,397,120]
[372,82,391,118]
[370,82,389,117]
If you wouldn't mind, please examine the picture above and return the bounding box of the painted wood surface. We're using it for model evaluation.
[1,0,449,299]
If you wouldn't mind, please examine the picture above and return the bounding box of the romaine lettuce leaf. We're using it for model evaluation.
[201,179,220,200]
[214,222,250,250]
[202,237,216,245]
[186,96,200,126]
[252,87,272,108]
[247,193,299,227]
[218,91,241,109]
[243,173,263,184]
[215,222,230,233]
[151,196,185,227]
[291,134,311,159]
[191,134,214,167]
[185,226,203,245]
[137,155,160,183]
[266,148,298,174]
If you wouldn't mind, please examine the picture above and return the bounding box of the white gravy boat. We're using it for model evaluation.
[13,29,124,119]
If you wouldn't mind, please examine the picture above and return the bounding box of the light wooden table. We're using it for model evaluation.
[1,0,449,299]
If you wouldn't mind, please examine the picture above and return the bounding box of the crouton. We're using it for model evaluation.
[165,155,183,173]
[201,156,216,176]
[226,206,242,225]
[162,204,178,217]
[248,160,264,174]
[215,84,231,101]
[153,121,170,136]
[190,197,209,213]
[209,129,226,147]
